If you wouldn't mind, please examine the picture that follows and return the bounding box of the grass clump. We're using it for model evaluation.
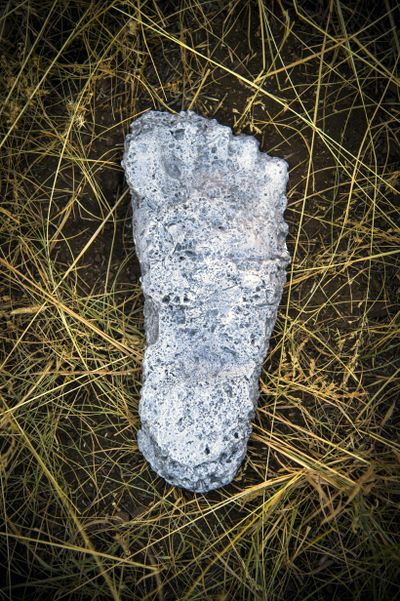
[0,1,399,599]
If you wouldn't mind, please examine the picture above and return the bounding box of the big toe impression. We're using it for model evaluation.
[123,110,290,492]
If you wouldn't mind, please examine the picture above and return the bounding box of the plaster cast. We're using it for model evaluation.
[122,110,289,492]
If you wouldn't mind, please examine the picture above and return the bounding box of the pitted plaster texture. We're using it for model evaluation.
[122,110,290,492]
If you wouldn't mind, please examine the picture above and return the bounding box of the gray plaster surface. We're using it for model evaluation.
[122,110,290,492]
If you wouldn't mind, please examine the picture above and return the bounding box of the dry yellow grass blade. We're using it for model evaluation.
[0,257,141,360]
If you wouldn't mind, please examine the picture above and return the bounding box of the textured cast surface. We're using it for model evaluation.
[122,110,290,492]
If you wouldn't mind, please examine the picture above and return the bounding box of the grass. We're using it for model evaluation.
[0,0,399,599]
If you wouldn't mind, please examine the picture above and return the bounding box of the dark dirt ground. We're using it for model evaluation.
[1,1,399,599]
